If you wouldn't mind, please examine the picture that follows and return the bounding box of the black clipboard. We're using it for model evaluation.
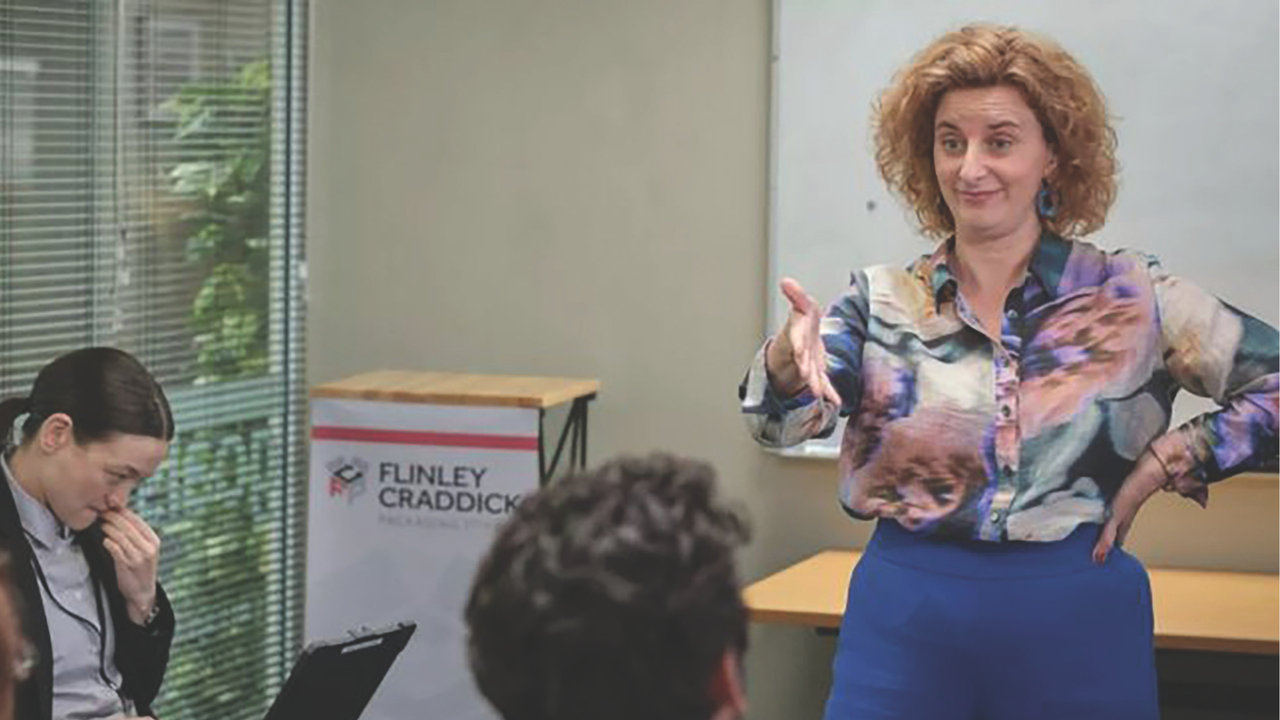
[264,621,417,720]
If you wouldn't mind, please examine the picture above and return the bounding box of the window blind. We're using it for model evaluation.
[0,1,306,718]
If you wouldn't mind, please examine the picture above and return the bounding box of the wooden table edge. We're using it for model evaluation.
[1153,634,1280,655]
[309,380,600,409]
[746,607,843,629]
[744,549,1280,655]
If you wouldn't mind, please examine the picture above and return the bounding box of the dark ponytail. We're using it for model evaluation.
[0,398,30,448]
[2,347,174,448]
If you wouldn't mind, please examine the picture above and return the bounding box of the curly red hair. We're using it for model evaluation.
[874,24,1118,239]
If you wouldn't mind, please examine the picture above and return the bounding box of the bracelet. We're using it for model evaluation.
[1146,447,1173,479]
[140,602,161,628]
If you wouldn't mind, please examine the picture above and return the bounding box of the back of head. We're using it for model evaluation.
[465,453,751,720]
[0,347,174,447]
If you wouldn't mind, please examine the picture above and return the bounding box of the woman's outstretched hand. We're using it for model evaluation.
[765,278,842,407]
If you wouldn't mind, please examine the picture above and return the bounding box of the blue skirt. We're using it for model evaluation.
[824,520,1160,720]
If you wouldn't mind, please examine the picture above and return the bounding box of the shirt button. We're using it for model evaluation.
[1000,405,1012,418]
[989,510,1002,522]
[1005,307,1018,319]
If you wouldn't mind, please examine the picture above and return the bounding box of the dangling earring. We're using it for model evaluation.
[1036,179,1059,218]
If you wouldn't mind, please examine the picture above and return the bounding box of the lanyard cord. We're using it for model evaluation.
[23,529,123,697]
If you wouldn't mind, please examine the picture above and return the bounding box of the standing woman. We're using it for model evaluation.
[0,347,175,720]
[741,24,1278,720]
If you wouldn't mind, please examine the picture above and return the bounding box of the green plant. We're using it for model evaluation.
[151,428,273,720]
[167,59,271,384]
[149,58,280,720]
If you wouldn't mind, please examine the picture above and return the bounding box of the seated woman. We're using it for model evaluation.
[0,347,175,720]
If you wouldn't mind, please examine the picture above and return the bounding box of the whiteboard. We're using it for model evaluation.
[768,0,1280,457]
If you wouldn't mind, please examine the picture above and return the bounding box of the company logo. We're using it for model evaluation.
[326,456,368,504]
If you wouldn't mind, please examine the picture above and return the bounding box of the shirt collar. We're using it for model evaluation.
[1025,230,1071,297]
[2,452,71,549]
[923,229,1072,304]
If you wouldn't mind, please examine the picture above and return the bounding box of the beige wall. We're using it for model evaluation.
[306,1,1278,718]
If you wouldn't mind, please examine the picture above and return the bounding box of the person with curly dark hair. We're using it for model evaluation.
[741,23,1277,720]
[464,453,750,720]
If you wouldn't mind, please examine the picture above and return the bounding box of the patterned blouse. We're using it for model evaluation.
[740,233,1279,542]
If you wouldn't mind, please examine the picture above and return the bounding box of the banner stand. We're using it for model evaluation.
[306,370,599,720]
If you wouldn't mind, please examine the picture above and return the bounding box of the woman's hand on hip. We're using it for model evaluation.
[1093,450,1169,564]
[765,278,842,406]
[101,508,160,625]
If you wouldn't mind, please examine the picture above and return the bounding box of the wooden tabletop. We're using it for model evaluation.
[310,370,600,409]
[744,550,1280,655]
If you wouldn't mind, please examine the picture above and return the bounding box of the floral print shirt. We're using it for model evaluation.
[740,233,1279,542]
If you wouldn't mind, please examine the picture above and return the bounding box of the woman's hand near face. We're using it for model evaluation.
[766,278,842,406]
[100,508,160,625]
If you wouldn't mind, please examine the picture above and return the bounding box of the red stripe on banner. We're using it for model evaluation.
[311,425,538,452]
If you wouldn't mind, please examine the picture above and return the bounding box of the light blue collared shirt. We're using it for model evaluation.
[2,455,131,719]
